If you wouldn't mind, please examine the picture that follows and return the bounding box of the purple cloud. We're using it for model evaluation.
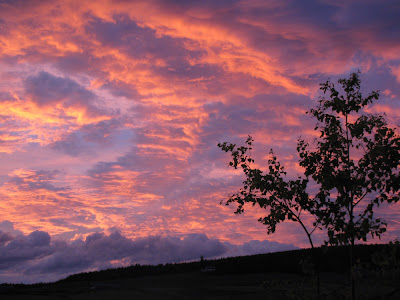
[0,227,297,284]
[24,72,95,107]
[7,169,66,192]
[0,231,53,269]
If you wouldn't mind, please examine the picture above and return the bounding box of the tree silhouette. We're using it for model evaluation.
[299,72,400,299]
[218,72,400,299]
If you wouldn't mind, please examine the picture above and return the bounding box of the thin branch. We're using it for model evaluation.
[310,226,318,235]
[266,190,315,249]
[354,190,369,207]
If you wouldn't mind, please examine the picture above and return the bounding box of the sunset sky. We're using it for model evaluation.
[0,0,399,283]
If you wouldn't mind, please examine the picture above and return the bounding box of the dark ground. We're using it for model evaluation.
[0,270,399,300]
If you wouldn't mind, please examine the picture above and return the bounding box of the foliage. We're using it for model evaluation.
[218,72,400,299]
[218,72,400,248]
[218,137,318,248]
[298,72,400,246]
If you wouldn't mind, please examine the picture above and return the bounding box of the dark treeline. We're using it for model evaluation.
[0,243,398,288]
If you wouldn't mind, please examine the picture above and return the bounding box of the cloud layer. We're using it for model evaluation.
[0,0,399,283]
[0,226,297,284]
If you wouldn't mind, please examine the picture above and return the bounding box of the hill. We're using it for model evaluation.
[0,243,399,299]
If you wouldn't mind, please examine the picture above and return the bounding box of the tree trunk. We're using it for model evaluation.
[350,237,356,300]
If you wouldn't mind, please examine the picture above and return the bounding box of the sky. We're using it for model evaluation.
[0,0,399,283]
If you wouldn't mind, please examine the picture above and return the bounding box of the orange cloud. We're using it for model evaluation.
[0,0,399,255]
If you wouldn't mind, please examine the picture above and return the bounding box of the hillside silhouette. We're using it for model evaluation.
[0,243,399,299]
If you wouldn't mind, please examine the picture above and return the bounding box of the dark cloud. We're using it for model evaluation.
[7,169,66,192]
[81,118,125,143]
[85,15,226,95]
[23,72,111,119]
[100,79,140,99]
[86,16,202,66]
[0,231,53,269]
[200,93,313,143]
[0,232,13,247]
[0,227,297,284]
[50,132,92,157]
[158,0,239,10]
[333,0,400,34]
[49,118,128,157]
[24,72,95,107]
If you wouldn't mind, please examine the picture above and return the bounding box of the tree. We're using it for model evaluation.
[298,72,400,247]
[218,136,323,298]
[218,137,318,248]
[218,72,400,299]
[299,72,400,299]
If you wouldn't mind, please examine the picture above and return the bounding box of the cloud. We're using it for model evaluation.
[49,132,94,157]
[49,118,121,156]
[0,71,117,154]
[24,72,94,107]
[0,232,13,247]
[0,0,399,281]
[7,169,65,192]
[0,221,23,237]
[23,71,111,123]
[0,227,297,284]
[0,230,53,269]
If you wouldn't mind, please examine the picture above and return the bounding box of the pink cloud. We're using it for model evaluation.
[0,0,399,283]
